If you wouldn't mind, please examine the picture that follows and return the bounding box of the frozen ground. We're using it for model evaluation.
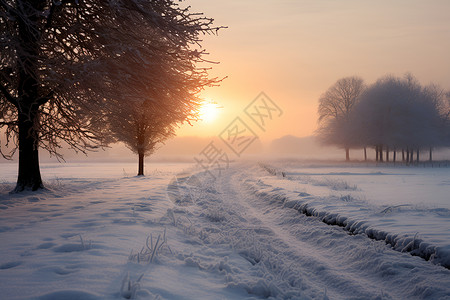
[0,161,449,299]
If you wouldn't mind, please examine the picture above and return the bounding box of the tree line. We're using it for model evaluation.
[1,0,221,192]
[316,74,450,162]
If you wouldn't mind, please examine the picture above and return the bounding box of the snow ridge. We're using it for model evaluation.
[249,164,450,269]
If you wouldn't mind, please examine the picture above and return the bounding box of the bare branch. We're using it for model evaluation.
[0,82,18,106]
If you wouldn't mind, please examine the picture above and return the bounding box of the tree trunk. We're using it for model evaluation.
[345,147,350,162]
[379,145,383,162]
[14,111,43,192]
[364,147,367,161]
[376,146,379,162]
[393,150,396,162]
[138,152,145,176]
[402,149,405,162]
[429,147,433,162]
[416,149,420,163]
[386,146,389,162]
[406,149,410,163]
[13,0,45,192]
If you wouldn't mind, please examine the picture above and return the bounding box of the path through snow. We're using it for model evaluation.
[166,163,450,299]
[0,162,449,299]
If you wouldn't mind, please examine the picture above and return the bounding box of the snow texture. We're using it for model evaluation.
[0,161,449,299]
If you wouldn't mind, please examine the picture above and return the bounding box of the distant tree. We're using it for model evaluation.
[316,76,365,161]
[109,100,176,176]
[0,0,220,191]
[350,74,445,162]
[442,91,450,150]
[108,63,212,176]
[422,85,450,160]
[105,27,217,176]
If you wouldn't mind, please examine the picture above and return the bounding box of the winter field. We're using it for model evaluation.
[0,161,450,299]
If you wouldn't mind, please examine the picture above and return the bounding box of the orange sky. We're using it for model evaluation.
[176,0,450,141]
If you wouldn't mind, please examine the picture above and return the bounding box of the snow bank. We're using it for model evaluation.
[250,163,450,269]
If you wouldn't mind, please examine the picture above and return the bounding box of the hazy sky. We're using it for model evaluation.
[175,0,450,141]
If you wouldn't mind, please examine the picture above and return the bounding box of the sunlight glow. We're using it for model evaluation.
[199,100,221,123]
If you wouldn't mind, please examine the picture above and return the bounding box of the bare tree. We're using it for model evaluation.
[423,85,450,161]
[316,76,365,161]
[105,27,218,176]
[110,100,183,176]
[0,0,220,191]
[350,74,445,162]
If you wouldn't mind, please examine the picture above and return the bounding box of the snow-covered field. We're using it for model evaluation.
[0,161,450,299]
[255,162,450,267]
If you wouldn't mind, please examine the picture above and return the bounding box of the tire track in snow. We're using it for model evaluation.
[219,165,395,299]
[181,163,450,299]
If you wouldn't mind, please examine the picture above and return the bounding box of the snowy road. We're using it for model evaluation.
[0,161,449,299]
[171,163,450,299]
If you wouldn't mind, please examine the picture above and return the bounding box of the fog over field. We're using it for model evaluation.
[17,135,448,164]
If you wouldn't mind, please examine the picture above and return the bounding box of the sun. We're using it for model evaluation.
[199,100,221,123]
